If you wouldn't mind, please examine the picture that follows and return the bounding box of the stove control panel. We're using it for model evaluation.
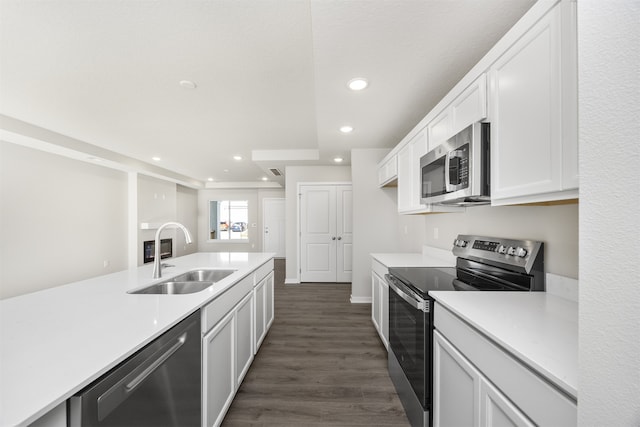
[452,234,543,274]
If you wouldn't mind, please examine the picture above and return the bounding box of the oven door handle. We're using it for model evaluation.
[386,276,427,312]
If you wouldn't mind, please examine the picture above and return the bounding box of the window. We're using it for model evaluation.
[209,200,249,240]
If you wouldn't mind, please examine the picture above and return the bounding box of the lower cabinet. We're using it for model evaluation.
[203,310,236,427]
[202,260,275,427]
[254,271,274,352]
[371,259,389,350]
[433,303,577,426]
[433,330,534,427]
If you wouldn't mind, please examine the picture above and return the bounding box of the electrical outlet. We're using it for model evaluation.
[404,225,408,235]
[433,227,439,239]
[103,260,110,268]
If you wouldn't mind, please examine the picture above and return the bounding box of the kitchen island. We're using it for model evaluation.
[0,252,274,427]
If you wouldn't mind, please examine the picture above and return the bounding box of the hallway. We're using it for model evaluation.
[221,259,410,426]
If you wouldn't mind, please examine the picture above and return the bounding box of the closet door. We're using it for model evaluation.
[300,185,337,282]
[299,184,352,283]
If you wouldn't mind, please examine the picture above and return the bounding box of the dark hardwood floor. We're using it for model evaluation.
[221,259,410,427]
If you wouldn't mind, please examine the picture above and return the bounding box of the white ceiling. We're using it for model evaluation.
[0,0,536,188]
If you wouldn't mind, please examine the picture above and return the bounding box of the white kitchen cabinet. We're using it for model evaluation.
[451,74,487,137]
[433,330,481,427]
[434,303,576,426]
[378,155,398,187]
[433,331,534,427]
[427,109,452,149]
[427,74,487,150]
[235,291,254,387]
[202,259,274,427]
[489,1,578,205]
[480,376,535,427]
[254,270,274,352]
[203,310,235,427]
[371,258,389,350]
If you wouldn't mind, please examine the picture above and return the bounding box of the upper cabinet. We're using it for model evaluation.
[489,1,578,205]
[397,130,426,213]
[379,0,578,210]
[429,75,488,149]
[378,155,398,187]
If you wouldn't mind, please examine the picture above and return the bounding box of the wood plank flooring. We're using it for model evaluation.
[221,260,410,427]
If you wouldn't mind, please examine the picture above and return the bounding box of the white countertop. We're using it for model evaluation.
[371,246,456,268]
[430,291,578,398]
[0,252,273,427]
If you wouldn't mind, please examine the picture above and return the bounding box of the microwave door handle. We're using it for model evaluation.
[445,151,454,192]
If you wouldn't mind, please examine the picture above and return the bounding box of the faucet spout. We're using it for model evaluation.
[152,222,193,279]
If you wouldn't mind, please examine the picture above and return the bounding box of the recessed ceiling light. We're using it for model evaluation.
[261,177,268,181]
[152,156,161,162]
[334,157,344,163]
[179,80,197,89]
[348,78,368,91]
[340,125,354,134]
[233,155,243,161]
[207,177,214,182]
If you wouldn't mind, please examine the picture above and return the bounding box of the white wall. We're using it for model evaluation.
[578,1,640,425]
[351,149,403,300]
[284,165,351,282]
[176,185,198,257]
[137,175,178,266]
[0,141,128,299]
[197,188,285,253]
[420,203,579,278]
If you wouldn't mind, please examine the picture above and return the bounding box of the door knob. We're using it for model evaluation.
[337,236,342,240]
[332,237,336,240]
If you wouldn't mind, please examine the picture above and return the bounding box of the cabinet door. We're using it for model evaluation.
[235,292,254,387]
[203,311,235,427]
[433,330,481,427]
[397,131,428,213]
[489,5,564,202]
[452,74,487,135]
[371,273,381,334]
[378,156,398,187]
[380,276,389,350]
[480,378,534,427]
[265,271,274,330]
[428,108,452,149]
[254,278,266,352]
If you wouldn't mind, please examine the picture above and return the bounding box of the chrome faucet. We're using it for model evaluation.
[152,222,193,279]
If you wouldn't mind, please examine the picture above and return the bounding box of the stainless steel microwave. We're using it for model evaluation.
[420,122,490,206]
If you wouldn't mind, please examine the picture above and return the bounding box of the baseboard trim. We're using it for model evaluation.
[284,278,300,285]
[350,295,372,304]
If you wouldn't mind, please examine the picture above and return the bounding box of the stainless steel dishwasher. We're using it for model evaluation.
[69,311,201,427]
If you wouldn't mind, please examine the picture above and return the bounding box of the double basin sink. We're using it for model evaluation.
[129,269,236,295]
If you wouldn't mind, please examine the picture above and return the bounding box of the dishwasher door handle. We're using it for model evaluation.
[96,332,188,421]
[124,333,186,392]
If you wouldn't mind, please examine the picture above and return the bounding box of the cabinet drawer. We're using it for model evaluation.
[202,275,253,334]
[253,259,274,285]
[371,259,389,280]
[434,304,576,426]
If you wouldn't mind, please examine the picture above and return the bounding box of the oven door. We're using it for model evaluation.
[387,276,431,409]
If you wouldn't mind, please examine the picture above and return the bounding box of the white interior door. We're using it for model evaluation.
[300,184,352,283]
[300,185,336,282]
[262,198,285,258]
[336,185,352,282]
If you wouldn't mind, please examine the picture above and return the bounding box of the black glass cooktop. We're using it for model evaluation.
[388,265,523,298]
[388,267,458,295]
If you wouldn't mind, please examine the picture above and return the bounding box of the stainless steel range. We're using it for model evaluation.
[386,235,544,427]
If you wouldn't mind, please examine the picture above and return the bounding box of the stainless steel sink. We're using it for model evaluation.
[171,269,236,283]
[129,269,236,294]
